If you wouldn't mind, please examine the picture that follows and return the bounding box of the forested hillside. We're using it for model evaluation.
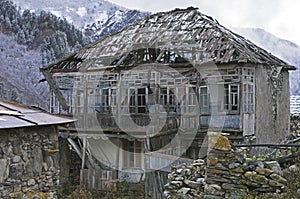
[0,32,47,107]
[0,0,88,107]
[0,0,148,108]
[0,0,88,66]
[11,0,150,41]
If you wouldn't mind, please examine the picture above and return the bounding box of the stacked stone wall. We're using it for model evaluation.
[164,134,287,199]
[0,126,60,199]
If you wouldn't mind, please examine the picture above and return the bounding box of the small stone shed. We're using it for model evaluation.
[0,99,73,198]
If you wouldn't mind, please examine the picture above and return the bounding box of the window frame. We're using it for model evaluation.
[199,86,209,115]
[223,84,240,114]
[123,140,142,169]
[242,68,255,113]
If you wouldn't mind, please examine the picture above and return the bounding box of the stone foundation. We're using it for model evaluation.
[0,126,60,198]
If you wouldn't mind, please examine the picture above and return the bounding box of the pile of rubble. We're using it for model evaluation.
[164,134,287,199]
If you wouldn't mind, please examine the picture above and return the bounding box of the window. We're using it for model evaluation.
[169,88,177,113]
[94,88,111,113]
[120,92,129,114]
[129,88,136,113]
[243,68,254,83]
[129,88,147,113]
[123,140,142,168]
[243,84,254,113]
[159,87,177,113]
[187,87,197,112]
[87,89,95,113]
[74,90,84,114]
[199,86,209,114]
[95,88,113,113]
[180,86,197,114]
[137,88,146,113]
[242,68,254,113]
[160,88,168,112]
[110,89,117,112]
[102,89,110,112]
[224,84,239,113]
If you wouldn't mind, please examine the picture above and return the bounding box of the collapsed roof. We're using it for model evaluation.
[41,7,295,74]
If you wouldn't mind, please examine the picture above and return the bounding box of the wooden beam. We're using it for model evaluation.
[234,144,300,148]
[67,138,82,159]
[80,137,87,187]
[268,152,300,167]
[81,137,87,169]
[41,70,69,111]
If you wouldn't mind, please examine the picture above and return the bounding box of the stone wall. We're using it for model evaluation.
[0,126,60,199]
[164,134,287,199]
[255,66,290,144]
[164,159,206,198]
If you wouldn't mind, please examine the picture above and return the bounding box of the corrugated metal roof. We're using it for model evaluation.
[0,115,35,129]
[0,100,74,129]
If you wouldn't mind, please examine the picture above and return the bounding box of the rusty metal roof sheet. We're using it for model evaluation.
[41,7,295,73]
[0,99,74,129]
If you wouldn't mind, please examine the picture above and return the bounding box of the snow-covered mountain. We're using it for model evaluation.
[84,9,149,40]
[2,1,300,110]
[234,28,300,95]
[12,0,150,40]
[12,0,125,29]
[0,0,149,109]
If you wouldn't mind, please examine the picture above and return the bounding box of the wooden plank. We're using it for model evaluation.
[234,144,300,147]
[67,138,82,158]
[81,137,87,170]
[41,70,69,111]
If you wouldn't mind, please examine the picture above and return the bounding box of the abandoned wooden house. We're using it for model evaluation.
[40,7,295,194]
[0,99,73,198]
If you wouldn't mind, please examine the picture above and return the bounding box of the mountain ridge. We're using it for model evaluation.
[1,1,299,109]
[234,27,300,95]
[12,0,150,41]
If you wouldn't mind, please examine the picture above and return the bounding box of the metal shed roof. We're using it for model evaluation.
[0,100,74,129]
